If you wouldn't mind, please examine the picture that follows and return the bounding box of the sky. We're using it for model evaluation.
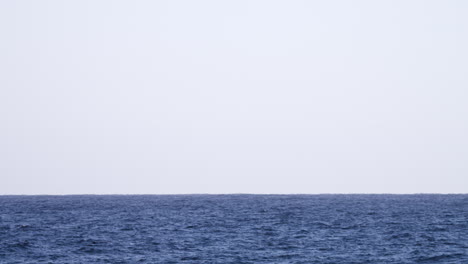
[0,0,467,195]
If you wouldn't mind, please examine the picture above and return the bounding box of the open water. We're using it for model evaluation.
[0,194,467,263]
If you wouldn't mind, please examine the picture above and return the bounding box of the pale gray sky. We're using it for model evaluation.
[1,0,467,194]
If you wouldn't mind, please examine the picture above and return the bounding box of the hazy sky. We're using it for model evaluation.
[1,1,467,194]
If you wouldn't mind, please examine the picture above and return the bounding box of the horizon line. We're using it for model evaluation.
[1,193,467,196]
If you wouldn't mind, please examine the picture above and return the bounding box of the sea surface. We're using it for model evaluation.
[0,194,467,263]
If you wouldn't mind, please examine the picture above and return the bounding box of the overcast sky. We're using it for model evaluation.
[1,0,467,194]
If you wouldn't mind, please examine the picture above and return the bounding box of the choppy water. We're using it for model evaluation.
[0,194,467,263]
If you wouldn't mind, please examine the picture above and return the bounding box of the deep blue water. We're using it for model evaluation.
[0,195,467,263]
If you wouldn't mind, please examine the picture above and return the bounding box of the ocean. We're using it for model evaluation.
[0,194,467,263]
